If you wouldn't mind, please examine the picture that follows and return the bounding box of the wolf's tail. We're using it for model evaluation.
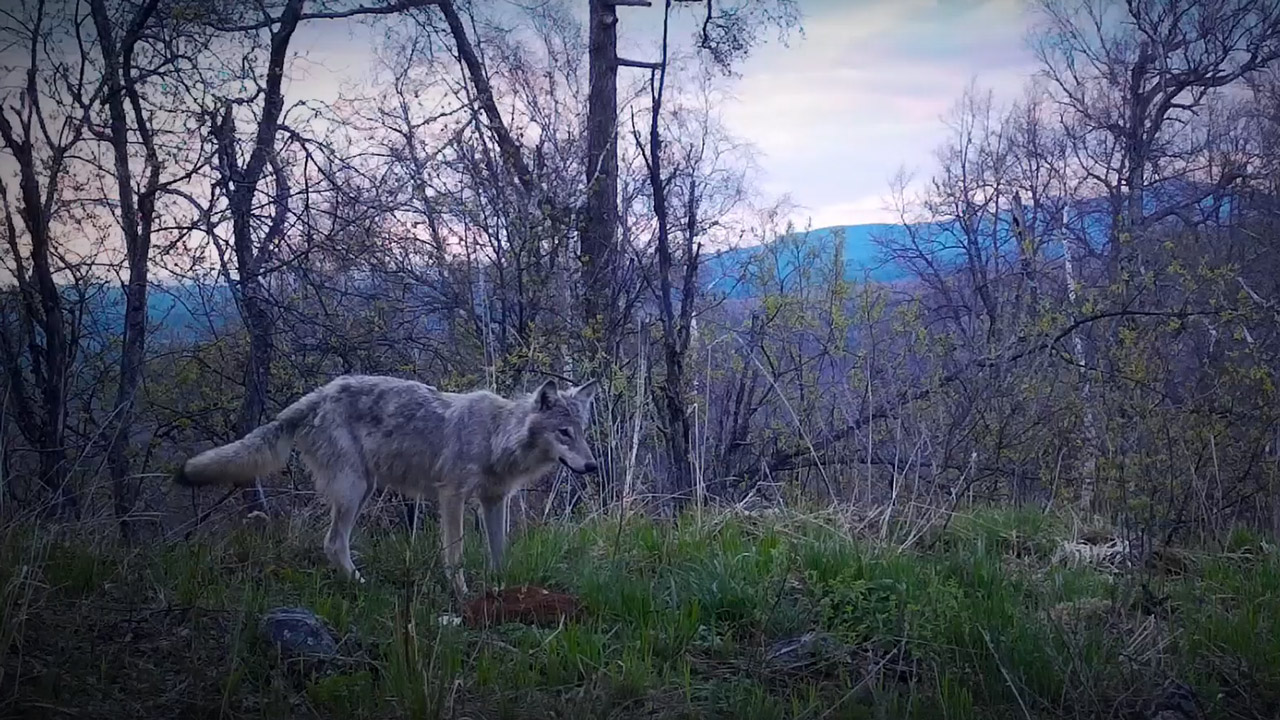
[173,389,323,488]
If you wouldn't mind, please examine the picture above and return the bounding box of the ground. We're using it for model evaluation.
[1,506,1277,719]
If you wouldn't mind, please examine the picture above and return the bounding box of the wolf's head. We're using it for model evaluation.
[529,378,599,475]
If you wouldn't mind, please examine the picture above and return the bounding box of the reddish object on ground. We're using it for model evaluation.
[462,585,583,628]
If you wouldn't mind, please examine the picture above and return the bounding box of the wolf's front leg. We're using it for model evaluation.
[480,493,508,572]
[438,491,468,599]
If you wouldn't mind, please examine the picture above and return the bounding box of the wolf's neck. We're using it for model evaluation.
[489,396,548,478]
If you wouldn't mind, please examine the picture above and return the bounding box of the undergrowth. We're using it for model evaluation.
[0,506,1276,719]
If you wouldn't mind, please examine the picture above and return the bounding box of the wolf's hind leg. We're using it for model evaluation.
[438,490,468,599]
[323,470,367,584]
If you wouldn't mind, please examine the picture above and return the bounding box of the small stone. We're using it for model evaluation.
[1148,680,1203,720]
[259,607,338,671]
[765,631,848,670]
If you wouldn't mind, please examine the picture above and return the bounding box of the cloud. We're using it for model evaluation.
[278,0,1038,228]
[721,0,1040,226]
[808,194,903,228]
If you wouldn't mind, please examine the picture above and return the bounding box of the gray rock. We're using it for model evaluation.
[764,632,919,690]
[1148,680,1203,720]
[765,631,849,670]
[259,607,339,666]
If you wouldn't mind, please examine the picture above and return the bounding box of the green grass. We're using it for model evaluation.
[0,507,1277,719]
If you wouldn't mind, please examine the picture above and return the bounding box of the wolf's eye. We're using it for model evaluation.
[557,427,573,440]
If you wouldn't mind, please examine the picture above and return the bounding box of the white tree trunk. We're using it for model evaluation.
[1060,209,1099,511]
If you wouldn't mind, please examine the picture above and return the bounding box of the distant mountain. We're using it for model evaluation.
[78,282,237,350]
[699,219,1008,299]
[61,178,1238,341]
[699,179,1238,299]
[701,224,913,298]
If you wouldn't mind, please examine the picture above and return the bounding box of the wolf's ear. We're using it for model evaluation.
[569,379,598,406]
[536,379,559,411]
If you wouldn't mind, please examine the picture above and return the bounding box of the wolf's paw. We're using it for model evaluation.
[451,579,469,601]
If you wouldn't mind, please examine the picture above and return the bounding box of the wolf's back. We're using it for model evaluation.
[174,387,324,488]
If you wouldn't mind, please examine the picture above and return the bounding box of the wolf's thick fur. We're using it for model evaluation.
[174,374,599,598]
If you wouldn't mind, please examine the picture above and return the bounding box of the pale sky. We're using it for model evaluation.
[0,0,1044,243]
[280,0,1043,230]
[714,0,1040,227]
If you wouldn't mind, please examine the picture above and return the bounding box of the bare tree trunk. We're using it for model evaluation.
[641,0,694,512]
[1060,209,1099,511]
[0,98,78,517]
[436,0,539,198]
[582,0,619,343]
[89,0,162,539]
[209,0,306,514]
[1010,191,1040,316]
[234,276,274,447]
[0,185,48,497]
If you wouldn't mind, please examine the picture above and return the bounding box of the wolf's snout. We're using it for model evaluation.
[558,457,598,475]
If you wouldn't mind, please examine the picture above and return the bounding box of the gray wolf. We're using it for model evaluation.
[173,374,599,599]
